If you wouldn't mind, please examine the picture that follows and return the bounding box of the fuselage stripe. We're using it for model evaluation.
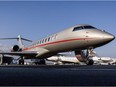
[23,38,93,51]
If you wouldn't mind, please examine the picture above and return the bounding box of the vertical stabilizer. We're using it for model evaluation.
[0,35,32,49]
[17,35,24,48]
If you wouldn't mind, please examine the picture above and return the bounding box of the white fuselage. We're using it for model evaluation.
[0,24,115,65]
[21,24,115,59]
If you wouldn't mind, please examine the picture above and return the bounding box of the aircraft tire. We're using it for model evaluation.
[19,59,24,65]
[39,59,46,65]
[0,56,3,65]
[87,59,94,65]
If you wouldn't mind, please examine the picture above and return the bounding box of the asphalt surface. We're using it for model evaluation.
[0,65,116,86]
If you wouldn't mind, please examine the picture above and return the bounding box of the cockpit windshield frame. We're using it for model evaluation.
[73,25,96,31]
[83,26,96,29]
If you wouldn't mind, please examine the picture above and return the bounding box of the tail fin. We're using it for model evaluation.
[17,35,24,48]
[15,35,33,48]
[0,35,33,48]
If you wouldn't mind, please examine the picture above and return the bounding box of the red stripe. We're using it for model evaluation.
[23,38,92,51]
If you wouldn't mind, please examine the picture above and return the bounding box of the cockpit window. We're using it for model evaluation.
[83,26,96,29]
[73,26,83,31]
[73,25,96,31]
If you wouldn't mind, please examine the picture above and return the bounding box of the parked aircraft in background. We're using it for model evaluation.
[47,53,116,65]
[93,56,116,65]
[0,24,115,65]
[47,54,80,65]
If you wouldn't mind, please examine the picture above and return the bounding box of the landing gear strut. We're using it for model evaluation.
[86,47,95,65]
[0,54,3,65]
[86,59,94,65]
[19,57,24,65]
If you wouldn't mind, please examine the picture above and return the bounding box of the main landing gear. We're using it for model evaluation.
[0,54,3,65]
[19,57,24,65]
[18,57,46,65]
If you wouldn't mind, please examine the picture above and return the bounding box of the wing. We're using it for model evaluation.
[0,51,38,57]
[0,47,49,58]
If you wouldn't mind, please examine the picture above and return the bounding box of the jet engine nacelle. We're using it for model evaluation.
[11,45,21,52]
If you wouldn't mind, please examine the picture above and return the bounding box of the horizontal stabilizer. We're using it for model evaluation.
[0,37,32,42]
[0,35,33,48]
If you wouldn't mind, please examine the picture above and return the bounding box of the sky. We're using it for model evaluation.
[0,1,115,57]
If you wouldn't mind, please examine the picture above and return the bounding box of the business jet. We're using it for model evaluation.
[47,54,80,65]
[47,54,116,65]
[0,24,115,65]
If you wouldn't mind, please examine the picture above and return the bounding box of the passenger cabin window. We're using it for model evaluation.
[73,25,96,31]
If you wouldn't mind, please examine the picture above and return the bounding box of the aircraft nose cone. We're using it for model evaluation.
[103,32,115,42]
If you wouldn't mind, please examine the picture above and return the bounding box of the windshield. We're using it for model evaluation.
[73,25,96,31]
[83,26,96,29]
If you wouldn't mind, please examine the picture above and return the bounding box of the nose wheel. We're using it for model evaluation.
[86,59,94,65]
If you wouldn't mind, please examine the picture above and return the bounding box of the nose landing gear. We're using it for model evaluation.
[86,59,94,65]
[86,47,95,65]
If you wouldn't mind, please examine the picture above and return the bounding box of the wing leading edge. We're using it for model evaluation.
[0,51,38,57]
[0,47,50,58]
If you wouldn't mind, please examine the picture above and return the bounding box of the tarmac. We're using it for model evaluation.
[0,65,116,86]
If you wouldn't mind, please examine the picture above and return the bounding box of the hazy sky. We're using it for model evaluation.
[0,1,115,57]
